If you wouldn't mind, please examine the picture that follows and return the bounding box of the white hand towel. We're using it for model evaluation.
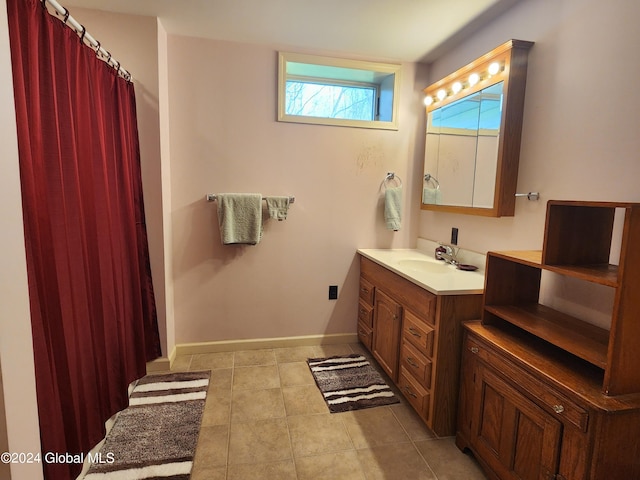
[384,187,402,231]
[217,193,263,245]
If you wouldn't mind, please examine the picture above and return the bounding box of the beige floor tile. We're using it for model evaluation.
[357,443,437,480]
[193,425,229,469]
[234,349,276,367]
[189,465,227,480]
[227,460,297,480]
[288,413,354,458]
[295,450,366,480]
[278,361,315,387]
[228,418,292,465]
[341,406,410,449]
[208,367,233,391]
[390,403,437,441]
[275,345,320,363]
[190,352,234,370]
[232,364,281,390]
[231,387,285,423]
[201,390,231,426]
[415,437,487,480]
[170,354,192,372]
[282,385,329,416]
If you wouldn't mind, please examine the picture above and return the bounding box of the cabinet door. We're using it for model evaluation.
[471,365,562,480]
[372,290,402,382]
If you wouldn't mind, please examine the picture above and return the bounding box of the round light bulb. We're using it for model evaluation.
[424,96,433,106]
[488,62,500,75]
[451,81,462,94]
[437,89,447,101]
[468,73,480,86]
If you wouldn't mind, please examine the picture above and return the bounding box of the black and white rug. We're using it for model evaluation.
[82,370,210,479]
[307,354,400,413]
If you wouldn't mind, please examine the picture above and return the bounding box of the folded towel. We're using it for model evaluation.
[217,193,263,245]
[384,187,402,231]
[265,196,290,221]
[422,187,442,205]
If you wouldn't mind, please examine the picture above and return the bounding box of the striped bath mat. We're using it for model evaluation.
[307,354,400,413]
[83,371,210,479]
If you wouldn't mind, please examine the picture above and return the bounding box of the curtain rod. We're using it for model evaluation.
[42,0,133,82]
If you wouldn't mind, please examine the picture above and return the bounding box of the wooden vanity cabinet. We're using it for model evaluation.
[359,255,482,436]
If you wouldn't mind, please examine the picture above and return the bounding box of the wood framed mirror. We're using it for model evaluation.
[421,39,534,217]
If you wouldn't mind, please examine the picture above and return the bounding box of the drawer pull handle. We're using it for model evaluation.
[553,404,565,414]
[406,357,418,368]
[403,386,417,399]
[358,330,367,336]
[408,327,422,338]
[361,288,369,294]
[470,347,479,354]
[360,309,366,315]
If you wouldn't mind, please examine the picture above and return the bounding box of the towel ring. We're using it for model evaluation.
[424,173,440,189]
[382,172,402,190]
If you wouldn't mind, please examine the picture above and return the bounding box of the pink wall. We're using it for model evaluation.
[166,37,427,343]
[418,0,640,254]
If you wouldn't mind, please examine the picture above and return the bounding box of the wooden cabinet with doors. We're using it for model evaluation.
[358,255,482,436]
[457,201,640,479]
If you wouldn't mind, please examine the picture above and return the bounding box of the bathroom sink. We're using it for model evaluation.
[396,259,449,274]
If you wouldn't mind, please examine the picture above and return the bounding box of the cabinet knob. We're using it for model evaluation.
[552,404,565,414]
[470,347,479,354]
[408,327,422,338]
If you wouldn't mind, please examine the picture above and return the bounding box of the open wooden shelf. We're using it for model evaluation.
[483,304,609,369]
[483,200,640,396]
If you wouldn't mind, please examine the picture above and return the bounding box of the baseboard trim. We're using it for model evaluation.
[145,345,178,373]
[175,333,359,356]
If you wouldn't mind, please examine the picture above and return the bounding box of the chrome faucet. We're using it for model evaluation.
[435,244,459,265]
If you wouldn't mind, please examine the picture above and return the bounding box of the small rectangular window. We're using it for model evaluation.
[278,52,401,130]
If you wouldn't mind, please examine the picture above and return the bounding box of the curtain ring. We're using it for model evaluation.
[62,7,70,24]
[94,40,101,56]
[40,0,46,9]
[106,52,112,66]
[79,25,86,44]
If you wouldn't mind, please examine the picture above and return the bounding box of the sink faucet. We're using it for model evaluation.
[435,244,459,265]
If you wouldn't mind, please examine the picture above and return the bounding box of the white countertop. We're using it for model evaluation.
[357,246,485,296]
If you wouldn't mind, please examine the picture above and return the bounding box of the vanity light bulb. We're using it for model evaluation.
[488,62,501,75]
[437,89,447,101]
[451,82,462,94]
[468,73,480,86]
[424,96,433,106]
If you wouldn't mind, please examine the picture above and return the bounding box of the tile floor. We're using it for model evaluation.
[171,342,487,480]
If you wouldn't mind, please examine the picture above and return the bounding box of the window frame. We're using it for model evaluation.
[277,52,401,130]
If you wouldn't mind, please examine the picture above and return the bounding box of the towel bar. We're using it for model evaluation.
[515,192,539,200]
[206,194,295,203]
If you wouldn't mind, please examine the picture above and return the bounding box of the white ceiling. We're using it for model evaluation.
[64,0,521,63]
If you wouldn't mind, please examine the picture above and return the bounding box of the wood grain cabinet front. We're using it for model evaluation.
[358,255,482,436]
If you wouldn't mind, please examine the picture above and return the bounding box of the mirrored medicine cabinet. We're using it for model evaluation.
[421,39,534,217]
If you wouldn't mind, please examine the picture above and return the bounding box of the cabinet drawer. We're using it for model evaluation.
[398,366,430,420]
[359,277,375,305]
[466,335,590,432]
[401,339,432,388]
[357,300,374,328]
[403,310,435,356]
[357,320,373,351]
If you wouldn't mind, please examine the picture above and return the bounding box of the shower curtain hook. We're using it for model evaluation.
[94,40,101,57]
[79,25,86,45]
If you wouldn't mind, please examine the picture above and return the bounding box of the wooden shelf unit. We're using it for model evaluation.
[482,200,640,396]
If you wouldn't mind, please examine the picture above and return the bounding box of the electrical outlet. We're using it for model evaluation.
[329,285,338,300]
[451,227,459,245]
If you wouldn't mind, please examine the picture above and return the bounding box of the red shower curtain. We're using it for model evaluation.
[7,0,161,478]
